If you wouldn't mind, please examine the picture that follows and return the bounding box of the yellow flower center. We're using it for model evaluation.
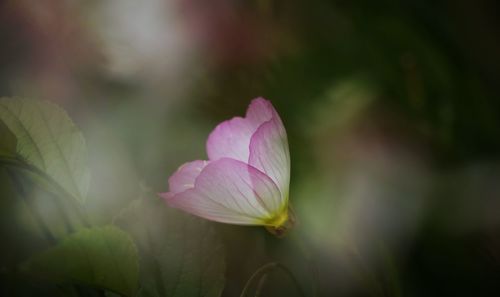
[263,208,289,227]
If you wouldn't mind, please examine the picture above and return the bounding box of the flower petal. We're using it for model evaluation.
[245,97,276,126]
[164,158,284,225]
[249,116,290,200]
[166,160,209,195]
[206,97,276,162]
[206,117,255,162]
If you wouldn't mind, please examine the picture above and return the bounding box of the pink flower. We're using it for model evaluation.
[160,98,293,234]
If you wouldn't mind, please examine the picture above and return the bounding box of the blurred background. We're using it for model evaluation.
[1,0,500,296]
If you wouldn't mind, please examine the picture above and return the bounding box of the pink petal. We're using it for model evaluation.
[206,97,277,162]
[164,158,284,225]
[249,116,290,200]
[245,97,276,125]
[206,117,255,162]
[165,160,209,195]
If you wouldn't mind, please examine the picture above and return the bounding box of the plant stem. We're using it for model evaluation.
[239,262,306,297]
[254,273,269,297]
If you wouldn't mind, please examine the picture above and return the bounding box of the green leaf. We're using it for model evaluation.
[5,166,89,240]
[0,119,17,157]
[115,194,225,297]
[23,225,139,296]
[0,97,90,203]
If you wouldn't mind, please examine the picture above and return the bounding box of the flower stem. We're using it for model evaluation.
[239,262,306,297]
[254,273,269,297]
